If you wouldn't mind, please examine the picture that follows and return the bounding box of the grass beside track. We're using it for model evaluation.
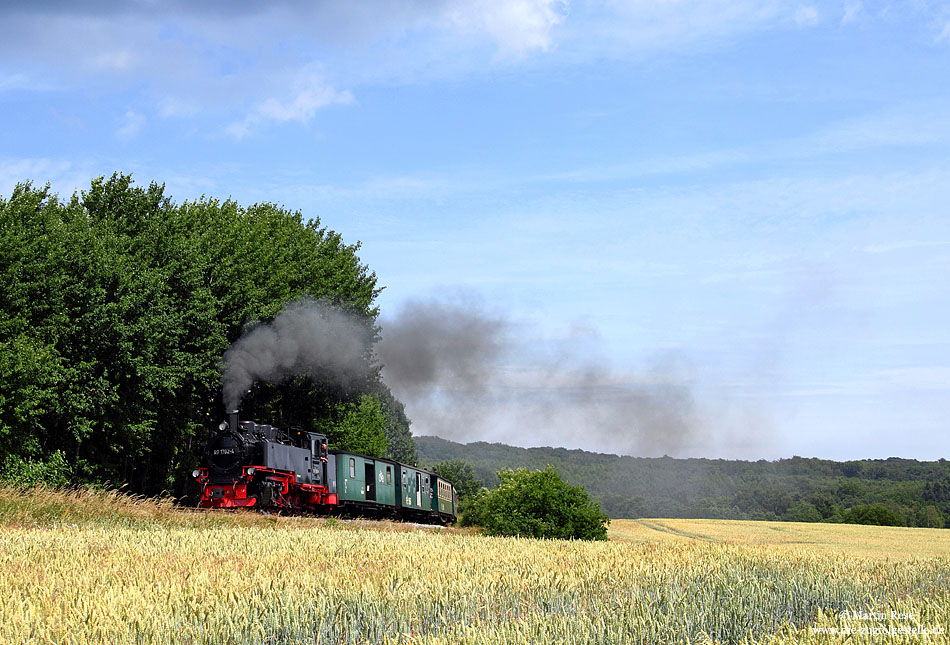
[2,485,949,644]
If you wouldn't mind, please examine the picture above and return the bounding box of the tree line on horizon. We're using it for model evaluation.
[417,437,950,529]
[0,174,415,496]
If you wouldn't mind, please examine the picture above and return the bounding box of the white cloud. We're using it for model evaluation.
[444,0,567,57]
[528,100,950,186]
[87,50,136,71]
[158,97,199,118]
[226,69,353,139]
[0,158,92,199]
[0,73,56,93]
[2,0,949,141]
[794,5,819,27]
[841,1,861,24]
[116,110,145,140]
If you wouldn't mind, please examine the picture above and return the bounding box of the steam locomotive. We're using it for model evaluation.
[193,411,457,524]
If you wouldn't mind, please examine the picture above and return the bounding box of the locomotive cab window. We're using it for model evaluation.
[349,458,356,478]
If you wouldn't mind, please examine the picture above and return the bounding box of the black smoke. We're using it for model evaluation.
[220,298,373,411]
[375,296,700,457]
[220,294,752,457]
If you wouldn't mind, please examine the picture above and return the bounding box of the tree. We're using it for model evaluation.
[916,505,944,529]
[462,466,609,541]
[0,174,390,494]
[377,387,416,465]
[784,500,821,523]
[843,504,901,527]
[432,459,483,502]
[326,394,388,458]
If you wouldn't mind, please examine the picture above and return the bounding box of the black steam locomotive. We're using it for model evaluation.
[194,411,457,524]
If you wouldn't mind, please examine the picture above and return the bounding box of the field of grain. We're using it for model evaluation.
[2,487,948,644]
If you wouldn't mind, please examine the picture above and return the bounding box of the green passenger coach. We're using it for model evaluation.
[432,476,457,517]
[396,464,430,513]
[333,452,397,512]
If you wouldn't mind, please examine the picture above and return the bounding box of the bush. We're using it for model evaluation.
[2,451,72,488]
[842,503,901,527]
[462,466,609,541]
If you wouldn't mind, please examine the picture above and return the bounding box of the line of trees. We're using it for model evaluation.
[417,437,950,529]
[0,174,414,496]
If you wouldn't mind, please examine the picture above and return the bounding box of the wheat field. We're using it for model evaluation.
[2,486,948,644]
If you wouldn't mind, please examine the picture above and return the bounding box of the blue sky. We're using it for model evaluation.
[2,1,949,460]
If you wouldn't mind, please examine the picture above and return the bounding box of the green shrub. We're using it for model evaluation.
[2,450,72,488]
[843,503,901,527]
[462,466,609,541]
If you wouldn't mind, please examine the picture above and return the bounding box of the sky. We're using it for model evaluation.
[2,0,949,461]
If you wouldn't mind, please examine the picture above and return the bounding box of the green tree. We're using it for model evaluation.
[376,387,416,465]
[843,504,901,527]
[462,466,609,541]
[917,505,944,529]
[326,394,388,458]
[0,174,390,494]
[432,459,483,502]
[784,500,821,523]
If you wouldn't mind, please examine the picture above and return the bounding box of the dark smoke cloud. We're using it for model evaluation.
[221,298,371,410]
[376,296,704,457]
[220,294,760,457]
[375,298,508,397]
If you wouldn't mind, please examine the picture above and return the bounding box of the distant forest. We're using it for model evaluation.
[416,437,950,528]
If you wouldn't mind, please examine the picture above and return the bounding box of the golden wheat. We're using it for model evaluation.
[1,487,948,644]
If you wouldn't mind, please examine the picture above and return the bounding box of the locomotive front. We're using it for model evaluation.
[193,411,336,511]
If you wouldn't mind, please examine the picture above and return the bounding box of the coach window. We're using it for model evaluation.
[349,458,356,478]
[386,467,392,485]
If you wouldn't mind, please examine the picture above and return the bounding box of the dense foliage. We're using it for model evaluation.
[431,459,483,502]
[416,436,950,529]
[462,466,609,541]
[0,175,413,495]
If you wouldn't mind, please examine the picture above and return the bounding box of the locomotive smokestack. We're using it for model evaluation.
[228,410,239,432]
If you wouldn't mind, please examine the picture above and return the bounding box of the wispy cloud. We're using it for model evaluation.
[445,0,567,58]
[226,69,353,139]
[0,158,93,198]
[3,0,946,132]
[0,73,57,93]
[116,110,145,141]
[529,100,950,185]
[842,0,862,24]
[794,5,819,27]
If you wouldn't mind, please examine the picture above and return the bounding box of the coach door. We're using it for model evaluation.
[415,472,421,507]
[365,462,376,502]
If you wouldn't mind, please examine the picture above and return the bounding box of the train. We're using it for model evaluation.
[193,411,458,524]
